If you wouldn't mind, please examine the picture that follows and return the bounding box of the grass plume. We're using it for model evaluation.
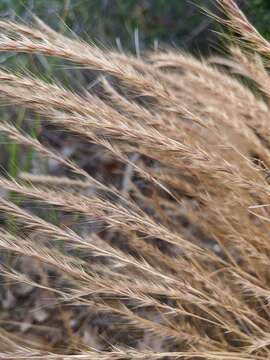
[0,1,270,358]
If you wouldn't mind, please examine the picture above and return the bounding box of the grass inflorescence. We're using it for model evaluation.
[1,1,270,359]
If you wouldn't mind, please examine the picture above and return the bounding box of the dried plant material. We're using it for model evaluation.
[0,1,270,359]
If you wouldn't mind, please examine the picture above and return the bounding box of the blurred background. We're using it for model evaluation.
[0,0,268,53]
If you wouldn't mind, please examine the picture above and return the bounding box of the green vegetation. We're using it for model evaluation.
[0,1,269,46]
[0,1,213,49]
[247,0,270,38]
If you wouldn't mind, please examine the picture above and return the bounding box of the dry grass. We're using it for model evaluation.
[0,1,270,358]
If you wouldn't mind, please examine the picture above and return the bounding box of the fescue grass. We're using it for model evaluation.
[1,1,270,359]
